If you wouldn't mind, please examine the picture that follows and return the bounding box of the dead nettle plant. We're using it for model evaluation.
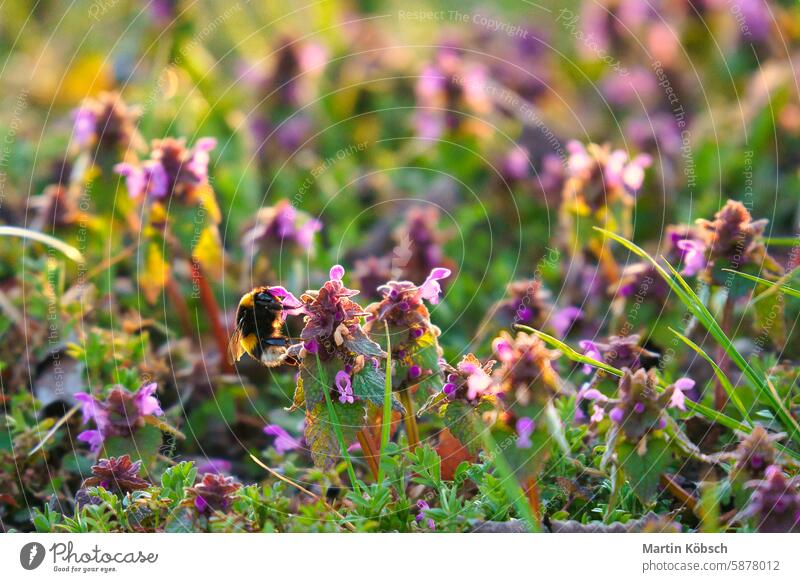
[115,136,232,371]
[286,265,402,486]
[363,267,451,450]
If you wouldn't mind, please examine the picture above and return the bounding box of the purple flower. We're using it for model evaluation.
[329,264,345,281]
[501,146,530,181]
[242,199,322,254]
[746,466,800,533]
[335,370,354,404]
[515,417,535,449]
[550,306,582,337]
[418,267,452,305]
[115,161,169,200]
[669,377,694,411]
[71,92,139,153]
[492,336,514,363]
[114,137,216,202]
[264,425,302,454]
[72,107,97,147]
[676,239,707,277]
[77,430,105,454]
[415,500,435,529]
[442,382,457,397]
[133,382,163,416]
[581,388,607,402]
[590,405,605,423]
[267,285,304,317]
[579,340,602,374]
[195,459,232,475]
[74,383,164,453]
[459,359,492,401]
[609,407,625,424]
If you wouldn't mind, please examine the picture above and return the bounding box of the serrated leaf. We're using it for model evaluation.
[343,327,385,358]
[299,359,339,407]
[442,401,483,455]
[353,365,404,412]
[304,400,366,469]
[617,436,672,503]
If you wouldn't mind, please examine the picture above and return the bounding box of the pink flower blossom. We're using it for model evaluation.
[669,377,695,411]
[264,425,302,454]
[335,370,354,404]
[418,267,451,304]
[515,417,535,449]
[676,239,707,276]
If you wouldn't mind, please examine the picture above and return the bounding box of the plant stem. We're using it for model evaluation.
[191,261,233,373]
[525,476,542,526]
[399,389,420,451]
[356,430,380,480]
[165,275,194,339]
[378,322,393,483]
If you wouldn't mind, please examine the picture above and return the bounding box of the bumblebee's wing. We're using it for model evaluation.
[227,329,245,365]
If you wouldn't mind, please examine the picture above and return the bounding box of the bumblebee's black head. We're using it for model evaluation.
[252,288,284,311]
[238,287,284,313]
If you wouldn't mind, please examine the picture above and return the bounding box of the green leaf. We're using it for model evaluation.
[353,364,404,412]
[442,401,483,454]
[617,437,672,503]
[305,398,366,472]
[343,328,385,358]
[299,358,339,408]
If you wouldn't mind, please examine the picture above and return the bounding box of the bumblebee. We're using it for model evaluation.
[229,287,293,367]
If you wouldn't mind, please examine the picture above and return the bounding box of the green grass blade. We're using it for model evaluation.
[316,355,361,495]
[512,324,621,376]
[668,327,751,424]
[764,237,800,247]
[592,227,800,446]
[513,325,757,439]
[661,260,800,444]
[378,322,393,484]
[0,226,85,263]
[721,268,800,299]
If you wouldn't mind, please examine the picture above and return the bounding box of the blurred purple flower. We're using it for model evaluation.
[515,417,535,449]
[75,383,163,453]
[550,306,582,337]
[114,137,216,202]
[676,239,707,276]
[669,377,695,411]
[264,425,302,454]
[416,499,435,529]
